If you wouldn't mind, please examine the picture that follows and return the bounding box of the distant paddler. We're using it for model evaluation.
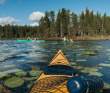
[63,37,67,41]
[62,36,67,42]
[27,37,31,40]
[35,37,38,40]
[69,39,73,42]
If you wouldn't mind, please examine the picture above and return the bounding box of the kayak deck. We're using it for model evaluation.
[30,76,70,93]
[29,50,77,93]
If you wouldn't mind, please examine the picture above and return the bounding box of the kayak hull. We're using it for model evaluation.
[17,39,45,42]
[29,50,78,93]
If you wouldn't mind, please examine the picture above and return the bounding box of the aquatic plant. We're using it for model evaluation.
[2,65,15,68]
[0,75,12,81]
[31,66,40,70]
[5,77,24,88]
[27,83,33,88]
[99,63,110,67]
[76,59,87,62]
[70,62,77,65]
[0,57,5,61]
[15,71,27,76]
[103,82,110,89]
[0,84,10,93]
[29,70,42,76]
[81,67,103,76]
[73,66,84,69]
[89,71,103,76]
[23,76,38,81]
[0,69,23,78]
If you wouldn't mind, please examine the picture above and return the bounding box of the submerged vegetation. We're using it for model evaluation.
[1,7,110,39]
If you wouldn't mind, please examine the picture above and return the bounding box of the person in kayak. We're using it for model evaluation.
[35,37,38,40]
[63,36,66,41]
[27,37,31,40]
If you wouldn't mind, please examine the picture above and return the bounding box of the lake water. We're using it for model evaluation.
[0,40,110,93]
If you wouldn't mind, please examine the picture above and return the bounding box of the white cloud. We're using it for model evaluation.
[0,0,5,4]
[31,22,39,26]
[29,11,45,21]
[0,17,23,25]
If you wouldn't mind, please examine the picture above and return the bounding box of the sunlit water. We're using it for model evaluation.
[0,40,110,93]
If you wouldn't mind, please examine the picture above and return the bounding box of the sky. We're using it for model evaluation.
[0,0,110,26]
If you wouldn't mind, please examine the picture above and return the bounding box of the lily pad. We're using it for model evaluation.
[0,57,5,61]
[0,75,12,81]
[5,77,24,88]
[0,69,23,78]
[89,72,103,76]
[81,67,98,73]
[76,59,87,62]
[103,82,110,89]
[3,65,15,68]
[16,53,27,57]
[23,76,39,81]
[39,60,47,62]
[73,66,84,69]
[15,71,27,76]
[99,63,110,67]
[93,67,104,69]
[29,70,42,76]
[27,84,33,88]
[0,84,10,93]
[17,60,26,62]
[70,62,77,65]
[31,66,40,70]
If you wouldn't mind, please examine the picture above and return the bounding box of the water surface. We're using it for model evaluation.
[0,40,110,93]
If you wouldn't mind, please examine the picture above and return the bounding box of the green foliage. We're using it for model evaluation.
[1,8,110,38]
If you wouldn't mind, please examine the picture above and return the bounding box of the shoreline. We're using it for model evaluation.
[0,36,110,40]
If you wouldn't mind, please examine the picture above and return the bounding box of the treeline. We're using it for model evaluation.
[1,7,110,39]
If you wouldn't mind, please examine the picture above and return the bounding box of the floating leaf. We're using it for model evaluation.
[23,76,38,81]
[0,84,10,93]
[89,72,103,76]
[93,67,104,69]
[70,62,77,65]
[81,67,98,73]
[76,59,87,62]
[16,53,27,57]
[27,84,33,88]
[3,65,15,68]
[0,69,22,78]
[5,77,24,88]
[0,57,5,61]
[39,60,47,62]
[73,66,84,69]
[103,82,110,89]
[29,70,42,76]
[0,75,12,81]
[31,66,40,70]
[17,60,26,62]
[99,63,110,67]
[15,71,27,76]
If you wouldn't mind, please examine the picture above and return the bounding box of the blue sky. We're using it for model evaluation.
[0,0,110,26]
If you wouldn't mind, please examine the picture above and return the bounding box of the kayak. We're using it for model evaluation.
[29,49,104,93]
[62,40,67,42]
[29,49,78,93]
[17,39,45,42]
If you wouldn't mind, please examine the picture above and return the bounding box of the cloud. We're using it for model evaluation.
[0,17,23,25]
[31,22,39,26]
[29,11,45,21]
[0,0,5,4]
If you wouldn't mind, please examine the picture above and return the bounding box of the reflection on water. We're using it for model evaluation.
[0,40,110,93]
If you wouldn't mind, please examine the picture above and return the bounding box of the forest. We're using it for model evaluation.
[0,7,110,39]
